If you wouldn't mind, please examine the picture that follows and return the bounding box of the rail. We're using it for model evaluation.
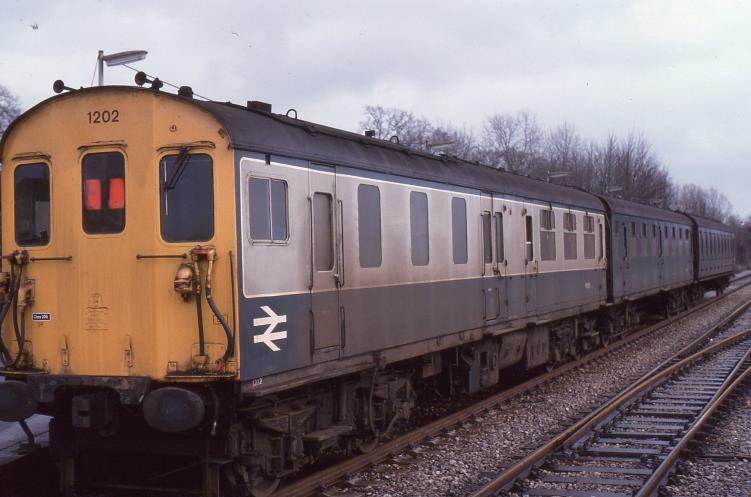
[469,327,751,497]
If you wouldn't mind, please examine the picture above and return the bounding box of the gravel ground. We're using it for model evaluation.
[663,379,751,497]
[331,285,751,497]
[664,460,751,497]
[703,390,751,456]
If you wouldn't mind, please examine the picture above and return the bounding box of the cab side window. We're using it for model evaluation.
[160,153,214,242]
[82,152,125,234]
[15,163,50,246]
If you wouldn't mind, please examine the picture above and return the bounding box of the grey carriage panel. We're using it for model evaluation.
[240,269,606,380]
[687,214,735,280]
[610,214,693,301]
[600,195,692,225]
[696,227,735,280]
[689,214,734,233]
[197,101,604,212]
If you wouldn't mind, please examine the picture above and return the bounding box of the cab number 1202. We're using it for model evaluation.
[87,110,120,124]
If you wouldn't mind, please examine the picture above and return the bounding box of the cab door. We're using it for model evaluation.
[309,164,341,361]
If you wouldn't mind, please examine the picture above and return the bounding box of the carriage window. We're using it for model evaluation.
[540,209,556,261]
[313,193,334,270]
[410,192,429,266]
[482,212,492,264]
[452,197,467,264]
[15,163,50,246]
[160,153,214,242]
[525,215,534,261]
[82,152,125,234]
[358,184,382,268]
[658,227,663,257]
[494,213,504,262]
[249,177,288,242]
[563,212,577,260]
[583,215,595,259]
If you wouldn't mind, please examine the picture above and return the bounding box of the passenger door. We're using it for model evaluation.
[523,203,537,317]
[309,164,341,361]
[481,194,499,321]
[492,197,509,321]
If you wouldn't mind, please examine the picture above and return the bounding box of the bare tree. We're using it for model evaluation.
[673,184,733,222]
[482,110,544,173]
[359,106,433,149]
[427,124,481,161]
[0,85,22,141]
[360,104,736,222]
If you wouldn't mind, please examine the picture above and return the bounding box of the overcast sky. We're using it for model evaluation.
[1,1,749,215]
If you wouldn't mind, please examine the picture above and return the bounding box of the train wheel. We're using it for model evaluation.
[355,436,379,454]
[222,462,280,497]
[248,477,280,497]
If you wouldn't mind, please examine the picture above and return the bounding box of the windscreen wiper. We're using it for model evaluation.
[163,147,190,191]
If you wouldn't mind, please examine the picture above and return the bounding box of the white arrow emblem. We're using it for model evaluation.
[252,305,287,352]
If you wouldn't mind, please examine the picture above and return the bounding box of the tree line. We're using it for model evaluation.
[360,105,736,224]
[360,105,750,267]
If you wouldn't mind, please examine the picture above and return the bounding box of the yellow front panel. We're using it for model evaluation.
[1,88,238,379]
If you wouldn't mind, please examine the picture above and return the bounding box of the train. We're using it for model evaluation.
[0,81,735,496]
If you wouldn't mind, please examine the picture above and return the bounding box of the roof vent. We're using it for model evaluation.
[178,86,194,99]
[247,101,272,113]
[364,130,376,138]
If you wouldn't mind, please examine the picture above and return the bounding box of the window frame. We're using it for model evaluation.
[158,151,215,244]
[247,175,290,245]
[482,211,493,264]
[14,161,52,247]
[494,212,505,263]
[313,192,335,271]
[525,214,534,262]
[563,212,577,261]
[357,183,382,268]
[539,208,556,262]
[409,191,430,266]
[451,197,468,265]
[81,150,127,236]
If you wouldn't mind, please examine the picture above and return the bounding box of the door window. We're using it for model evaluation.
[313,193,334,271]
[82,152,125,234]
[160,153,214,242]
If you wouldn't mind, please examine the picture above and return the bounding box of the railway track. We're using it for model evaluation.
[270,277,751,497]
[469,328,751,497]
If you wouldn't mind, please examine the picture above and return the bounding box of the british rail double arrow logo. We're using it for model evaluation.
[252,305,288,352]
